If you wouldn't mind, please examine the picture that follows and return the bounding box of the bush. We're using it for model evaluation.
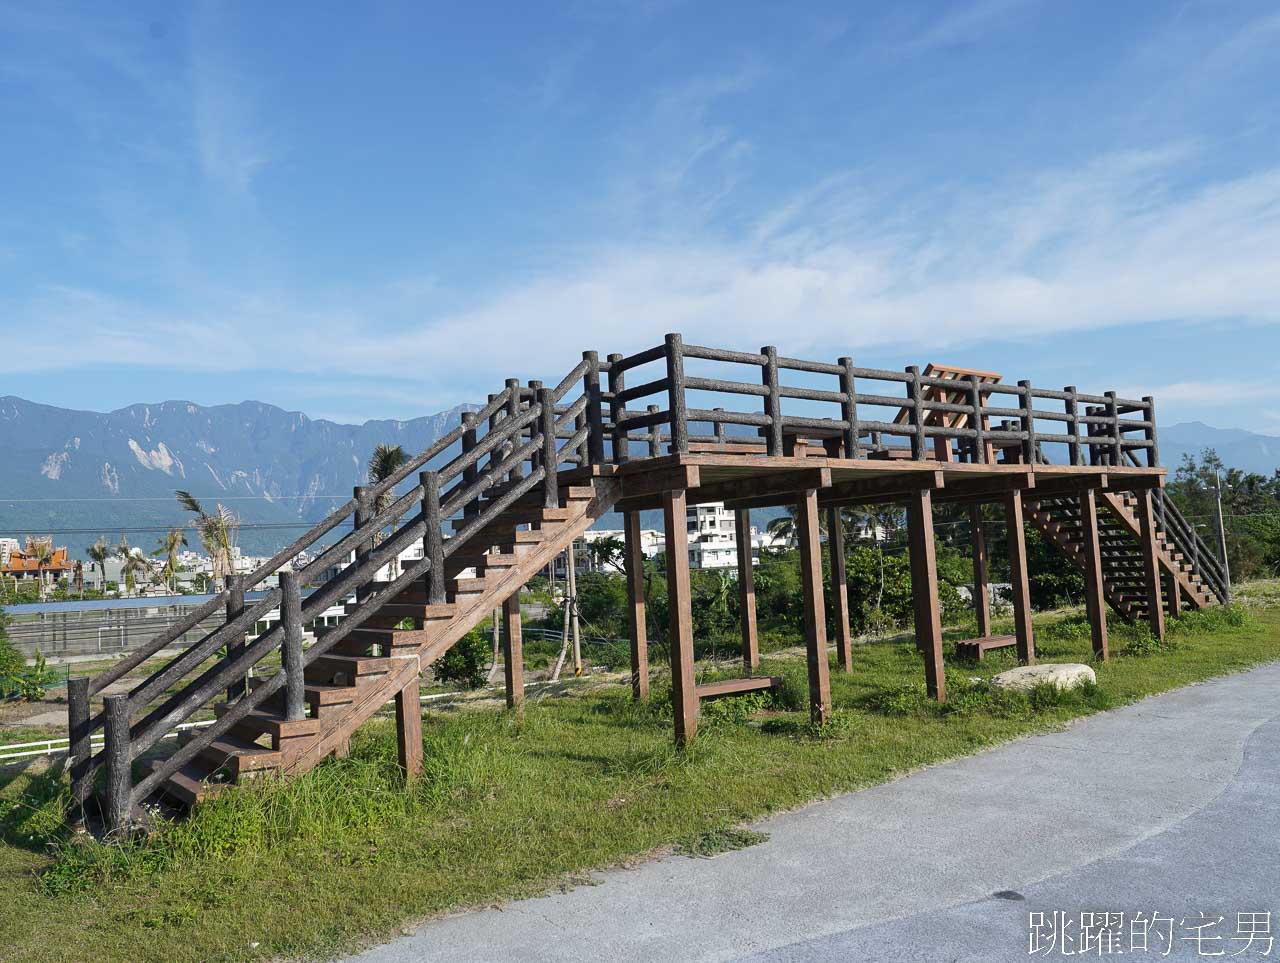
[433,629,490,688]
[0,608,56,701]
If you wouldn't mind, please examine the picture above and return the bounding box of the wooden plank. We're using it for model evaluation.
[954,634,1016,661]
[1079,488,1110,661]
[1004,490,1036,665]
[734,508,759,671]
[970,505,991,639]
[795,488,833,725]
[394,675,423,780]
[619,464,700,503]
[1136,488,1166,641]
[906,488,946,701]
[709,467,831,508]
[663,488,699,744]
[624,510,650,701]
[502,592,523,710]
[819,469,946,508]
[827,505,853,671]
[695,677,780,700]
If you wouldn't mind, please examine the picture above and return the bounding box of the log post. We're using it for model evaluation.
[664,333,689,455]
[394,675,423,780]
[839,356,860,459]
[662,488,698,745]
[647,405,661,458]
[505,378,524,481]
[1105,391,1122,465]
[1004,490,1036,665]
[67,676,92,822]
[761,346,784,456]
[1143,395,1159,469]
[421,471,446,605]
[1137,488,1166,640]
[734,508,759,671]
[969,505,991,638]
[967,375,988,464]
[1019,380,1037,464]
[1168,574,1183,619]
[795,489,832,725]
[1079,487,1110,660]
[225,573,247,703]
[502,593,523,710]
[461,412,479,517]
[583,350,604,466]
[827,505,853,671]
[624,510,650,701]
[103,694,132,835]
[280,571,306,722]
[608,352,628,464]
[906,489,946,701]
[905,365,925,460]
[538,388,559,509]
[1064,386,1081,466]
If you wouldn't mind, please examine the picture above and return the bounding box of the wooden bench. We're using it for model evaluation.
[694,676,781,700]
[954,634,1017,661]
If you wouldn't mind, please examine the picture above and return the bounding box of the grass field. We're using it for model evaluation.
[2,585,1279,963]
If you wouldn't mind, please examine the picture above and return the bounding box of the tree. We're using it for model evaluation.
[368,444,408,513]
[152,527,188,593]
[176,491,241,590]
[1167,448,1280,581]
[29,538,53,602]
[115,534,149,596]
[87,538,112,595]
[583,536,625,573]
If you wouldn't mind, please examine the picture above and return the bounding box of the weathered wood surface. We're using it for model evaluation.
[663,488,700,745]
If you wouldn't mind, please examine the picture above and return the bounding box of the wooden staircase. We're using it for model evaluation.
[149,476,620,807]
[1025,489,1221,622]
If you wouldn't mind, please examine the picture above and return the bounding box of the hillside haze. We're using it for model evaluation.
[0,396,471,556]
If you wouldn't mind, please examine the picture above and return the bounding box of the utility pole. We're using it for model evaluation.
[1213,471,1231,602]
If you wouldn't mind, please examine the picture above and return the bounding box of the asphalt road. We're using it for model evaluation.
[347,662,1280,963]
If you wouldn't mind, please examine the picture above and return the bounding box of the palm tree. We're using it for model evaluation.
[87,538,112,595]
[583,535,625,573]
[766,512,797,548]
[175,491,240,591]
[152,527,187,593]
[367,444,408,555]
[30,538,53,602]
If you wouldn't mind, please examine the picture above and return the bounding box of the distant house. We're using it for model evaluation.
[0,536,77,584]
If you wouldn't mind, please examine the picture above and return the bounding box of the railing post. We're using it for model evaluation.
[761,345,784,456]
[967,374,986,464]
[583,351,605,466]
[1105,391,1122,465]
[1064,386,1081,466]
[420,471,446,605]
[67,676,91,821]
[225,573,247,703]
[103,694,132,835]
[839,357,860,460]
[905,365,925,460]
[1018,379,1036,464]
[607,352,628,465]
[648,404,662,458]
[539,388,560,509]
[1143,395,1159,468]
[505,379,523,481]
[665,333,689,455]
[713,407,726,446]
[487,393,503,474]
[461,412,479,518]
[280,570,306,722]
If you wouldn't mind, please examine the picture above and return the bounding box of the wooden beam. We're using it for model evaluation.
[1079,488,1110,661]
[663,488,699,745]
[618,464,700,508]
[795,489,833,725]
[828,505,853,671]
[715,467,832,509]
[734,508,759,671]
[819,469,946,508]
[1168,574,1183,618]
[970,505,991,638]
[1136,488,1166,641]
[1004,490,1036,665]
[394,673,423,780]
[623,510,650,701]
[502,592,523,710]
[906,489,946,701]
[1015,472,1108,499]
[931,470,1035,504]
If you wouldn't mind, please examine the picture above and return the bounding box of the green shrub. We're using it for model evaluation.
[433,629,489,688]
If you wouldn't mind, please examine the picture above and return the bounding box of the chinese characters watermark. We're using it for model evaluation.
[1029,911,1274,956]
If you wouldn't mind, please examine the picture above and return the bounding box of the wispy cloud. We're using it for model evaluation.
[900,0,1038,53]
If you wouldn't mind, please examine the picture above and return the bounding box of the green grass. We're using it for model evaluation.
[2,587,1279,963]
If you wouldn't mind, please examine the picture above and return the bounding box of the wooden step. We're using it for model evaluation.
[447,552,519,571]
[217,703,322,748]
[306,654,398,686]
[143,758,230,808]
[197,731,281,777]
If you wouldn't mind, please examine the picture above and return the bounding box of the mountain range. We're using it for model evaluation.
[1,394,1276,559]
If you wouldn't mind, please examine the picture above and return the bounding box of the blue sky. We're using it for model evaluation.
[2,1,1278,430]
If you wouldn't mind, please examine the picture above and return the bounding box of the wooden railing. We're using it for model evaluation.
[70,335,1216,832]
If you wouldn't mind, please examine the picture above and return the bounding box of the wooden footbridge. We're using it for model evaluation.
[66,335,1229,834]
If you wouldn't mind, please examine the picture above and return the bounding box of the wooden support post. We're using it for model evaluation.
[583,350,605,465]
[421,471,446,605]
[624,510,650,701]
[734,508,759,671]
[761,345,783,456]
[906,488,946,701]
[905,365,925,460]
[1079,488,1110,661]
[665,333,689,455]
[1019,380,1037,464]
[537,387,559,509]
[663,489,699,745]
[969,505,991,638]
[608,352,628,464]
[505,378,523,481]
[567,537,581,675]
[1004,490,1036,665]
[66,676,91,821]
[103,694,132,835]
[1137,488,1166,640]
[1168,574,1183,618]
[502,593,524,710]
[827,505,853,672]
[1105,391,1122,465]
[967,375,988,464]
[225,573,247,703]
[1064,386,1081,466]
[795,489,833,725]
[839,357,860,459]
[394,675,423,781]
[280,571,306,722]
